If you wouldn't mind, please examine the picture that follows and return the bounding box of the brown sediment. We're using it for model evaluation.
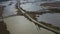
[28,12,60,30]
[17,9,24,16]
[27,12,60,31]
[0,5,4,17]
[0,21,10,34]
[40,1,60,7]
[16,2,60,31]
[0,5,10,34]
[28,13,36,20]
[39,21,60,30]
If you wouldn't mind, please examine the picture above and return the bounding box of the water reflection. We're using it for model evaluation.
[20,3,42,11]
[1,1,17,17]
[36,13,60,27]
[0,0,60,34]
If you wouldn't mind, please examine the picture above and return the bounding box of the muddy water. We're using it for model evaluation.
[0,0,58,34]
[4,16,54,34]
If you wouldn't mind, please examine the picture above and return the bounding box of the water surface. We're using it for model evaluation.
[0,0,60,34]
[36,13,60,27]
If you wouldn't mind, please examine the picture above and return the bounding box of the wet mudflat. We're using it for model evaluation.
[0,0,60,34]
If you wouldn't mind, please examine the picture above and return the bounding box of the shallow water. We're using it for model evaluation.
[36,13,60,27]
[20,3,42,11]
[4,16,54,34]
[2,0,42,17]
[3,4,17,17]
[0,0,60,34]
